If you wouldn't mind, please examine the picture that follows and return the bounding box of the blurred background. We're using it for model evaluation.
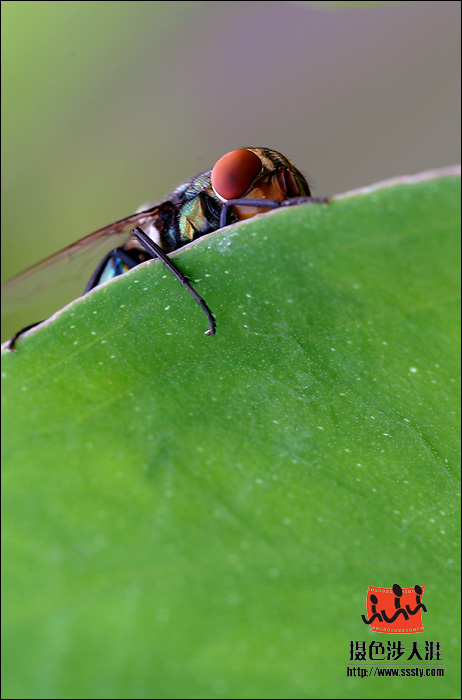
[1,0,460,338]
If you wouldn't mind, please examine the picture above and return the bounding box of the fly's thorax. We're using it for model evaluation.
[171,169,213,201]
[177,187,222,244]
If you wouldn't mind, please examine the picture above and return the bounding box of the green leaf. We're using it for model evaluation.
[2,170,460,699]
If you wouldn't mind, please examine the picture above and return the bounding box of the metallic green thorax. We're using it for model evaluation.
[169,169,221,251]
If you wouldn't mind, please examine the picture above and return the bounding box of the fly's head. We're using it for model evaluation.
[210,147,311,222]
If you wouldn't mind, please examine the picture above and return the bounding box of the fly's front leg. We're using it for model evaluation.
[279,196,329,208]
[219,196,329,228]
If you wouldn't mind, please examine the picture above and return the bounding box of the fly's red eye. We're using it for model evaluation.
[211,149,262,200]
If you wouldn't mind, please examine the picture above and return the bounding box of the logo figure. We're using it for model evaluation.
[362,584,427,633]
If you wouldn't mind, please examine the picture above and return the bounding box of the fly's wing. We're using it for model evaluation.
[1,206,161,342]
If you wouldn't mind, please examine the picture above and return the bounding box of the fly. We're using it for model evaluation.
[2,147,327,349]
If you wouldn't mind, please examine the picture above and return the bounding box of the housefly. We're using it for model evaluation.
[2,147,326,348]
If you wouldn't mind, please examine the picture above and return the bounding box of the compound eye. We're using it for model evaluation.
[211,149,262,200]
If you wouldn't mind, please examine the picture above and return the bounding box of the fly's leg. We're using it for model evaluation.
[6,321,46,352]
[84,246,151,292]
[132,227,216,336]
[7,247,148,351]
[219,196,329,228]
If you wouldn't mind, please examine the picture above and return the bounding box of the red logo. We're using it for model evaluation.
[362,584,427,633]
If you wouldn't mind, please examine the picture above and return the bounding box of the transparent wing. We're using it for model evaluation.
[1,206,161,342]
